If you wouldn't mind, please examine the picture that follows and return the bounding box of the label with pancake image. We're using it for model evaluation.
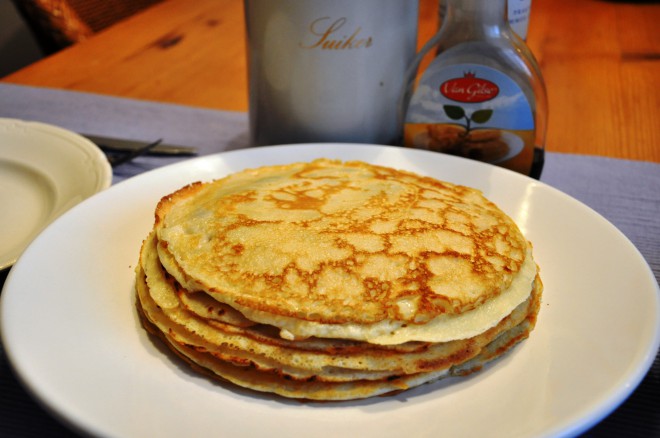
[404,63,535,174]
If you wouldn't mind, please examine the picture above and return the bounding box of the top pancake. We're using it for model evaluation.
[155,159,533,342]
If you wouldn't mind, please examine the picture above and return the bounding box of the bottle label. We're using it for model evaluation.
[404,63,535,174]
[509,0,532,40]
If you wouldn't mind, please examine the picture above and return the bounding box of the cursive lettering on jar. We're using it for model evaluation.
[300,17,373,50]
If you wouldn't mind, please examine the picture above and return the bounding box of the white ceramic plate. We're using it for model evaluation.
[2,144,658,438]
[0,118,112,270]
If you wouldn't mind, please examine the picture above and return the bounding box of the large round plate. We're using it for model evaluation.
[0,118,112,270]
[2,144,658,438]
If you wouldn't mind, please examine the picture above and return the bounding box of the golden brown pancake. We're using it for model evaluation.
[135,159,542,400]
[154,159,533,343]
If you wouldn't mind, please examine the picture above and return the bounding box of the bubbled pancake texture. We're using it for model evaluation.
[136,159,542,400]
[156,159,528,325]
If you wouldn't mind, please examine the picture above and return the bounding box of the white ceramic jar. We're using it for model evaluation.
[245,0,419,146]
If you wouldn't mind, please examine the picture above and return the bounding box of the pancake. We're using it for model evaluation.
[135,159,542,400]
[136,257,540,399]
[155,159,532,344]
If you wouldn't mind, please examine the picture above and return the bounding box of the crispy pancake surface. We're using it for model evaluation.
[136,159,542,400]
[155,159,532,343]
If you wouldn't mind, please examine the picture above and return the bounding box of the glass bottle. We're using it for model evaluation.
[400,0,547,178]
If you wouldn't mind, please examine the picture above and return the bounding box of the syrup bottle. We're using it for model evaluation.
[401,0,547,178]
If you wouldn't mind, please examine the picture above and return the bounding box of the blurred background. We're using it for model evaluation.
[0,1,43,77]
[1,0,161,76]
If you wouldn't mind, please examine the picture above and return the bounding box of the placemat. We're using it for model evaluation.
[1,83,658,437]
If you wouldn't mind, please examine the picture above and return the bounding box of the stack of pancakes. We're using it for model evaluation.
[135,159,542,400]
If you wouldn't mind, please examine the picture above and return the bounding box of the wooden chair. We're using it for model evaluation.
[12,0,164,55]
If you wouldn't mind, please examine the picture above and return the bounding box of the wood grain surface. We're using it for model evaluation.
[3,0,659,162]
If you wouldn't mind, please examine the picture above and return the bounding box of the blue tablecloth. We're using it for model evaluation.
[1,83,659,437]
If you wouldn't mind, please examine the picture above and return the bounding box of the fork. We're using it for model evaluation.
[101,139,163,167]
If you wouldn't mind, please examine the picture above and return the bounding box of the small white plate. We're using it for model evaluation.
[1,144,659,438]
[0,118,112,269]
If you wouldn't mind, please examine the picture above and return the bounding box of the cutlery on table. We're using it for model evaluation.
[83,134,198,167]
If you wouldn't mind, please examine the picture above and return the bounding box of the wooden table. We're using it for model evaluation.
[3,0,659,163]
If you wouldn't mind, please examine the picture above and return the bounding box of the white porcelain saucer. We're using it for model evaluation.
[0,118,112,270]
